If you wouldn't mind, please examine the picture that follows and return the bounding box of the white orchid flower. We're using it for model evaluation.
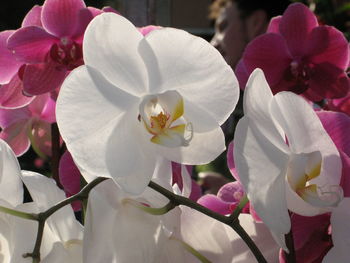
[0,139,83,262]
[56,13,239,194]
[234,69,342,250]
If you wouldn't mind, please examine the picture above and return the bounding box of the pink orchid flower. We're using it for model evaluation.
[0,93,55,156]
[236,3,349,101]
[0,6,44,109]
[7,0,117,96]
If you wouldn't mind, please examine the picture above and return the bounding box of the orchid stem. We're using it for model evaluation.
[148,181,267,263]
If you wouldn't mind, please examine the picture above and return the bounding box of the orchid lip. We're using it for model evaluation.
[139,90,193,148]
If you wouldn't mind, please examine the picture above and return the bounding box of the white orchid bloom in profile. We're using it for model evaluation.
[234,69,342,250]
[0,139,83,262]
[56,13,239,194]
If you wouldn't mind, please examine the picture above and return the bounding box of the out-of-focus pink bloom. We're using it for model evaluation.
[59,150,82,211]
[0,94,55,156]
[325,92,350,116]
[236,3,349,101]
[7,0,117,96]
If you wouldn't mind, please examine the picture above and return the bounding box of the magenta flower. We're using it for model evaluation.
[0,6,44,109]
[7,0,116,96]
[236,3,349,101]
[0,94,55,156]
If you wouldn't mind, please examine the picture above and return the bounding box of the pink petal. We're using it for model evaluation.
[39,95,56,123]
[138,25,161,36]
[0,107,30,128]
[197,194,234,215]
[243,33,292,86]
[267,16,282,33]
[317,111,350,156]
[227,141,240,181]
[189,179,202,201]
[59,151,81,196]
[0,73,34,109]
[326,93,350,116]
[27,94,55,123]
[102,6,120,14]
[234,59,249,90]
[0,31,22,84]
[21,5,43,27]
[42,0,86,38]
[279,3,318,57]
[308,63,350,99]
[7,26,57,63]
[22,61,68,95]
[0,120,30,156]
[307,26,349,70]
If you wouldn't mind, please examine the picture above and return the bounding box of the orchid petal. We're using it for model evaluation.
[227,141,240,181]
[317,111,350,157]
[8,26,57,63]
[0,73,34,109]
[279,3,318,57]
[142,27,238,126]
[57,65,139,181]
[267,16,282,33]
[307,26,349,70]
[83,180,162,262]
[234,117,290,250]
[0,140,23,206]
[0,119,31,157]
[243,34,292,87]
[308,63,349,99]
[41,0,86,37]
[20,171,83,242]
[0,30,22,85]
[83,13,148,96]
[198,194,233,215]
[152,126,226,165]
[22,61,68,95]
[59,151,81,196]
[271,92,342,189]
[22,5,43,27]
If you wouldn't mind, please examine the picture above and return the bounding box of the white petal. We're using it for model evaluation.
[271,92,342,191]
[180,207,279,262]
[153,126,225,165]
[142,28,239,125]
[20,171,83,242]
[0,140,23,206]
[83,180,162,263]
[323,198,350,263]
[244,69,288,152]
[57,65,139,180]
[84,13,148,96]
[234,117,290,250]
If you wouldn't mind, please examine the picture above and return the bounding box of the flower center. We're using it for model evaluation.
[49,38,83,70]
[139,90,193,148]
[287,151,342,207]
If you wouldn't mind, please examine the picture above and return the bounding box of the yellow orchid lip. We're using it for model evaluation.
[139,90,193,148]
